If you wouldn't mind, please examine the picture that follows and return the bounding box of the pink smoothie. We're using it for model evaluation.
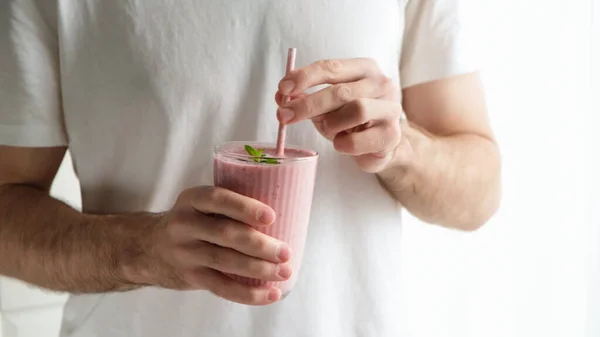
[213,142,318,295]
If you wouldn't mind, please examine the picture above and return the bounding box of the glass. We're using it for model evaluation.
[213,141,319,297]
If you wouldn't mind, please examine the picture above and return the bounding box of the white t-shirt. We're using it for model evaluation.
[0,1,477,336]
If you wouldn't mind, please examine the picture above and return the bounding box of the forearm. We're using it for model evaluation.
[377,122,501,230]
[0,184,156,293]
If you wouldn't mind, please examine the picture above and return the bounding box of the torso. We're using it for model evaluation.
[57,1,407,336]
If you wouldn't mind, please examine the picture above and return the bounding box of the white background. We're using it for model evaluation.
[400,0,597,337]
[0,0,598,336]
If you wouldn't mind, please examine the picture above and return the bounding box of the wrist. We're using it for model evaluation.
[106,212,164,288]
[377,121,435,191]
[379,121,417,171]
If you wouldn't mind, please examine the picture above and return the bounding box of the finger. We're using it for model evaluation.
[167,210,291,263]
[353,152,395,174]
[190,187,276,226]
[319,98,402,138]
[173,244,292,281]
[274,91,306,106]
[278,58,381,96]
[201,216,291,263]
[333,120,402,156]
[198,268,282,305]
[277,77,389,124]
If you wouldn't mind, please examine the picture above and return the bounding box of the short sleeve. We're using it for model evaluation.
[0,1,67,147]
[400,0,480,88]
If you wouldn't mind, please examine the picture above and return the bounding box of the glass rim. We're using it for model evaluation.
[214,141,319,163]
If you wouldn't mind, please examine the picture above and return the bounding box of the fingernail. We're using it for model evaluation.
[277,264,292,279]
[257,208,275,225]
[277,108,294,124]
[267,287,281,302]
[277,244,292,262]
[279,80,295,95]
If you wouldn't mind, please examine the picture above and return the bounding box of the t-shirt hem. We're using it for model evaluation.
[0,124,68,147]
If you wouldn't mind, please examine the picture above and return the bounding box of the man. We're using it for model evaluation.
[0,0,500,336]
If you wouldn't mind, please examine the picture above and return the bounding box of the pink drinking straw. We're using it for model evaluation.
[275,48,297,157]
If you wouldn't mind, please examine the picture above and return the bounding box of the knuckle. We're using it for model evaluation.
[296,68,310,85]
[176,187,200,206]
[247,260,271,277]
[230,225,251,247]
[217,222,238,243]
[206,186,227,205]
[369,58,379,69]
[382,120,400,137]
[207,249,222,268]
[164,245,183,266]
[182,270,203,289]
[351,99,370,123]
[317,120,331,139]
[250,234,268,253]
[389,120,402,134]
[177,188,193,201]
[388,78,400,92]
[242,203,257,220]
[361,57,376,65]
[214,287,241,302]
[165,212,189,240]
[333,84,353,103]
[362,57,380,74]
[243,288,265,304]
[243,230,267,253]
[169,209,189,226]
[379,75,391,88]
[380,76,399,97]
[208,283,225,298]
[165,220,182,240]
[200,185,217,196]
[212,282,244,303]
[301,95,317,117]
[389,123,403,145]
[321,59,343,75]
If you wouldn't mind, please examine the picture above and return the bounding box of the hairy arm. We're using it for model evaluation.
[377,73,501,231]
[0,146,150,293]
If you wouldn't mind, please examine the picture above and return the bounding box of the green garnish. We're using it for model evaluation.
[244,145,280,164]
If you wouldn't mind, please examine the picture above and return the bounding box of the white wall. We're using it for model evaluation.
[399,1,595,337]
[0,153,80,337]
[586,1,600,336]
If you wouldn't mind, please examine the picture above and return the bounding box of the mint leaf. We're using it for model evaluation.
[244,144,280,164]
[244,145,261,162]
[245,145,258,156]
